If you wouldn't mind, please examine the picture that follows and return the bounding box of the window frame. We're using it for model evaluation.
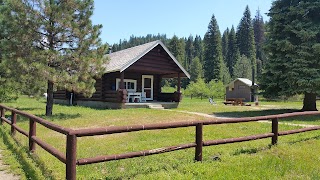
[116,78,137,92]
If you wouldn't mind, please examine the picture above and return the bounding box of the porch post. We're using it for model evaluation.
[177,73,181,93]
[120,72,125,89]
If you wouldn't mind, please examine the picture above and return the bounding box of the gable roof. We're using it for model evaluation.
[105,40,190,78]
[227,78,258,88]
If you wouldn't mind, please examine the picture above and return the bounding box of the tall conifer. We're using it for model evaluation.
[261,0,320,111]
[2,0,107,116]
[203,14,224,82]
[226,26,240,77]
[222,28,229,64]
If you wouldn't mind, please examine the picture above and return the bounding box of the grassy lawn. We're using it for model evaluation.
[1,96,320,179]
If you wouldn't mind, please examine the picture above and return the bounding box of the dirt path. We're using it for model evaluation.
[0,150,20,180]
[164,109,317,128]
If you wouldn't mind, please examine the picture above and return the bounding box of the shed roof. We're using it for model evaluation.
[104,40,190,78]
[227,78,258,88]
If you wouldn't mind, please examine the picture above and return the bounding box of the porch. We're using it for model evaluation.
[124,101,179,109]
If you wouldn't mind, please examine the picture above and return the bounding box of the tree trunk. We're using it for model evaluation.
[302,93,317,111]
[46,81,54,116]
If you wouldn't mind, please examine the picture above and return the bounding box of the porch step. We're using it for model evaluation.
[148,104,165,110]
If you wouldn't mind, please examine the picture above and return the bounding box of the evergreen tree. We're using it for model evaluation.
[0,0,19,102]
[237,5,257,101]
[253,9,266,79]
[226,26,240,77]
[203,14,224,82]
[221,61,231,84]
[168,35,186,66]
[261,0,320,111]
[193,35,203,63]
[185,35,194,70]
[189,57,203,82]
[236,6,256,72]
[222,28,229,64]
[233,55,252,80]
[2,0,107,116]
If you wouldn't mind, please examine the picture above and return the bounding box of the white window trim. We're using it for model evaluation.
[116,78,137,92]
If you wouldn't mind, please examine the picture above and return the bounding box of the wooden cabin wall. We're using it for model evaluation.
[53,89,66,99]
[127,45,182,75]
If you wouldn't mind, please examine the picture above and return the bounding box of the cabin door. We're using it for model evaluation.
[142,75,153,101]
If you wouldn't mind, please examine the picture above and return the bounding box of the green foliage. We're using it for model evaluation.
[222,28,229,64]
[193,35,203,63]
[253,9,267,80]
[189,57,203,82]
[2,0,108,115]
[203,14,224,82]
[185,35,194,70]
[184,78,209,99]
[168,35,186,67]
[161,86,177,93]
[236,5,257,78]
[261,0,320,102]
[226,26,240,77]
[184,78,226,99]
[233,55,252,79]
[207,80,225,99]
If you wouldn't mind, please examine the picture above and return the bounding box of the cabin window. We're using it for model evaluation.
[116,78,137,92]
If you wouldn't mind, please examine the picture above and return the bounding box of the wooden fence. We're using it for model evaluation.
[1,104,320,180]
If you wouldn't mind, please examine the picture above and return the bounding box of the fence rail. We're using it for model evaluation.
[1,104,320,180]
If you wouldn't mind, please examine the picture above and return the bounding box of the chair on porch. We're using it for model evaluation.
[141,92,146,102]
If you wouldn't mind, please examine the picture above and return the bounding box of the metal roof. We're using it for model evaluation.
[104,40,190,78]
[227,78,258,88]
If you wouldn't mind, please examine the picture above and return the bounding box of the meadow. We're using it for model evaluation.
[1,97,320,179]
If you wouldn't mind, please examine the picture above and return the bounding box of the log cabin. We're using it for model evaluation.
[53,40,190,109]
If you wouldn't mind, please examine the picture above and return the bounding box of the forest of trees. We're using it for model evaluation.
[109,6,266,89]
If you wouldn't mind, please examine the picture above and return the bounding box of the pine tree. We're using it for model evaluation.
[203,14,224,82]
[253,8,266,79]
[233,55,252,80]
[236,6,256,73]
[189,57,203,82]
[261,0,320,111]
[222,28,229,64]
[2,0,107,116]
[226,26,240,77]
[185,35,194,70]
[193,35,203,63]
[168,35,186,66]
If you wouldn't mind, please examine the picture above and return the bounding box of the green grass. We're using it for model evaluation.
[1,96,320,179]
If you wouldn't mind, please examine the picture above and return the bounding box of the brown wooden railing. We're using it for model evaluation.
[1,104,320,180]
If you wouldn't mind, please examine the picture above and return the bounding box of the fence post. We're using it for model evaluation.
[29,118,36,152]
[0,107,4,125]
[272,118,279,145]
[66,134,77,180]
[11,111,17,135]
[195,123,203,161]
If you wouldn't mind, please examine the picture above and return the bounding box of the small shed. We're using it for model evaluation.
[225,78,258,102]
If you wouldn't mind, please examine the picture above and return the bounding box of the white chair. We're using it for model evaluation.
[141,92,146,102]
[209,98,216,105]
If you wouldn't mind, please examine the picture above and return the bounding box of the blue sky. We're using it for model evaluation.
[92,0,273,45]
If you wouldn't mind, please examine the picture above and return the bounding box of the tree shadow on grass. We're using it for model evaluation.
[16,107,43,111]
[36,113,81,122]
[0,126,52,179]
[215,109,299,118]
[229,135,320,157]
[215,109,320,123]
